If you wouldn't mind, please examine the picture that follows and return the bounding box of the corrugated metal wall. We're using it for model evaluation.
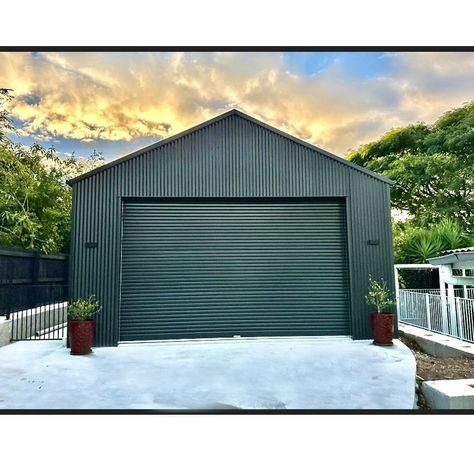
[70,112,395,346]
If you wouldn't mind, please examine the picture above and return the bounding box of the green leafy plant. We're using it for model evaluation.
[404,228,443,263]
[394,218,473,264]
[365,276,396,314]
[68,296,101,321]
[433,218,468,250]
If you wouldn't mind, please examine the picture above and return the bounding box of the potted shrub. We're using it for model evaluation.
[68,296,101,355]
[365,276,396,346]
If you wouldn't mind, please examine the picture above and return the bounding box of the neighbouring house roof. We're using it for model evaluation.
[428,247,474,265]
[67,109,395,186]
[442,247,474,255]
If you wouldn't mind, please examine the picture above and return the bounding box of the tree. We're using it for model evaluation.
[0,88,105,253]
[0,88,14,143]
[0,141,72,253]
[347,102,474,231]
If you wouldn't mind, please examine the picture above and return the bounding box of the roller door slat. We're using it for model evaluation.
[120,200,351,341]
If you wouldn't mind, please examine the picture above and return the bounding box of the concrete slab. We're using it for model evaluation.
[0,337,416,410]
[399,323,474,359]
[422,379,474,409]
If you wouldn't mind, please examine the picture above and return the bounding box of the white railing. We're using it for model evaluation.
[398,290,474,343]
[405,288,474,299]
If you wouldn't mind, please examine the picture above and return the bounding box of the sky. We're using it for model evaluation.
[1,51,473,160]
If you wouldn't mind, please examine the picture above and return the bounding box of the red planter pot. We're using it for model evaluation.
[371,312,394,346]
[69,320,95,355]
[369,311,378,333]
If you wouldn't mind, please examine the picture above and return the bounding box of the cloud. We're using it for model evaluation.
[386,52,474,122]
[1,51,473,157]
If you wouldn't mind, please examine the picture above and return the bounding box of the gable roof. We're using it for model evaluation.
[68,109,394,185]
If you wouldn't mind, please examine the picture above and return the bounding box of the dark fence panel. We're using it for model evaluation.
[4,284,69,341]
[0,246,68,284]
[0,246,68,317]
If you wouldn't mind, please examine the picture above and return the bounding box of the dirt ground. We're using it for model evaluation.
[400,336,474,409]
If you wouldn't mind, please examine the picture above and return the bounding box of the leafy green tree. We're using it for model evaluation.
[348,102,474,231]
[0,141,71,252]
[0,88,14,143]
[0,88,105,253]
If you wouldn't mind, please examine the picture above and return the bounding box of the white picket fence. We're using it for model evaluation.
[398,289,474,343]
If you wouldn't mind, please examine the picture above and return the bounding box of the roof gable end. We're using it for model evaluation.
[68,109,394,185]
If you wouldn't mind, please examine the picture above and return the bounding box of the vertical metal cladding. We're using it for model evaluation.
[70,112,395,346]
[346,173,396,339]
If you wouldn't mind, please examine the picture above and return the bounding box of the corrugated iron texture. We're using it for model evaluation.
[70,113,395,346]
[69,109,394,186]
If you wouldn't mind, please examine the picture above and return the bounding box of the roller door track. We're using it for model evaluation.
[119,199,351,341]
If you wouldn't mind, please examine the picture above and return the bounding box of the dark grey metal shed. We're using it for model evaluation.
[69,109,396,347]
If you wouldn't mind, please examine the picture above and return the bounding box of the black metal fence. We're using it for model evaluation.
[0,246,69,341]
[2,284,68,341]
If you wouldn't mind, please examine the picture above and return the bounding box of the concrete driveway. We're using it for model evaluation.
[0,337,416,410]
